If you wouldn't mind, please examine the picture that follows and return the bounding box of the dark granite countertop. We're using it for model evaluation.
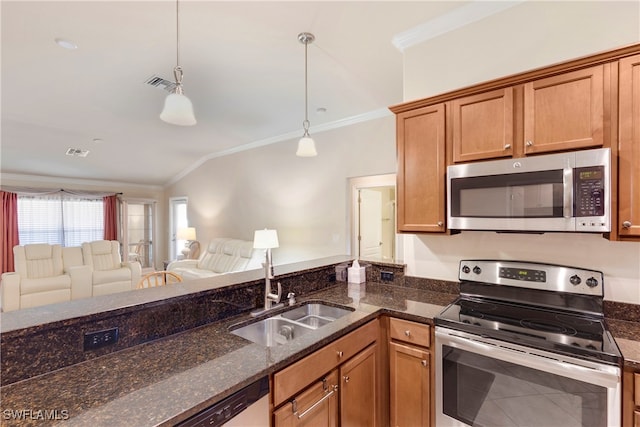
[0,282,456,427]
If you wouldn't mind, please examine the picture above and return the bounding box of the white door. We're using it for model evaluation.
[359,189,383,259]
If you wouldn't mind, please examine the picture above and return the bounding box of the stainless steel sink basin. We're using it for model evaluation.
[230,302,353,347]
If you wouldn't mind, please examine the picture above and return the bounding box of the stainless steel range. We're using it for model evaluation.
[434,260,622,427]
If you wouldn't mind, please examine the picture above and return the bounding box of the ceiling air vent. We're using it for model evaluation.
[65,148,90,157]
[144,75,177,93]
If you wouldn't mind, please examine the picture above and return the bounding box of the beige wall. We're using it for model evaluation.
[164,115,396,265]
[401,0,640,303]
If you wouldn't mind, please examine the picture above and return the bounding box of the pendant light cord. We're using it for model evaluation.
[302,36,310,136]
[175,0,180,68]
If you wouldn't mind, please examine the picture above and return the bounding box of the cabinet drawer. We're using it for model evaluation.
[389,318,430,348]
[273,370,339,426]
[273,319,379,407]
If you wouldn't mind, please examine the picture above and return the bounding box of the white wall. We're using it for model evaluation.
[164,115,396,265]
[401,0,640,303]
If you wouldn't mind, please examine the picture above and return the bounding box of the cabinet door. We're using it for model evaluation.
[273,370,339,427]
[452,87,514,162]
[389,342,430,427]
[340,343,379,427]
[618,54,640,238]
[396,104,446,233]
[523,65,604,154]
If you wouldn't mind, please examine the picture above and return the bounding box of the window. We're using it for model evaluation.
[17,194,104,246]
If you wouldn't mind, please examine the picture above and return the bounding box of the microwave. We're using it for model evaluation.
[446,148,611,233]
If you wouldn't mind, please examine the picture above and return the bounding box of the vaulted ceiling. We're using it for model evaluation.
[1,1,479,186]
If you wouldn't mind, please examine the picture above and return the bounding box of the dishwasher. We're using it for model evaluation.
[177,376,270,427]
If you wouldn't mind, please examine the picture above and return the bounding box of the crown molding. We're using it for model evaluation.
[392,0,526,52]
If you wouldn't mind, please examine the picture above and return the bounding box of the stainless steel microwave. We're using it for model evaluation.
[446,148,611,232]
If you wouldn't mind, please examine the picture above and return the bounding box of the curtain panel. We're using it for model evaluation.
[103,195,118,240]
[1,191,19,274]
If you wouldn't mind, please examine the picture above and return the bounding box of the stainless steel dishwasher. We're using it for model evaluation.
[177,376,269,427]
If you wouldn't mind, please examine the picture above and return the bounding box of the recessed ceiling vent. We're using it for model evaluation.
[145,75,177,93]
[65,148,90,157]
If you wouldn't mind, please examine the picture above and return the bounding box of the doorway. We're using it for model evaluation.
[350,174,396,261]
[121,199,156,269]
[169,197,189,261]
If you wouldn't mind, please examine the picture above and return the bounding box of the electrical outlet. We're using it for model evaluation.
[380,271,394,282]
[84,327,119,351]
[328,273,337,282]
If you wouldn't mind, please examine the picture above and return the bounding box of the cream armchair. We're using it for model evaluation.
[1,244,91,312]
[81,240,141,296]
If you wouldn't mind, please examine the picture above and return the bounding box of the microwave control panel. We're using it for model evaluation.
[574,166,605,217]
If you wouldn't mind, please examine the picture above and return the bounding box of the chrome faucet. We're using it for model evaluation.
[251,245,283,317]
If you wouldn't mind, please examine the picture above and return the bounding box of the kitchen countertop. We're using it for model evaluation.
[0,282,455,427]
[4,277,640,427]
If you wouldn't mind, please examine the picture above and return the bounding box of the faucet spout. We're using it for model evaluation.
[250,247,283,317]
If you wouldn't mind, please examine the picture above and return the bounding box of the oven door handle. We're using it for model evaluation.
[437,329,620,388]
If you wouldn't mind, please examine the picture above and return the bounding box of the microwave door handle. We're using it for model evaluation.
[563,167,573,218]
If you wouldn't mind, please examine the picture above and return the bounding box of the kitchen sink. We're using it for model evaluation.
[230,302,353,347]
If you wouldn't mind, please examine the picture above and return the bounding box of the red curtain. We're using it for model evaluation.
[1,191,19,274]
[103,195,118,241]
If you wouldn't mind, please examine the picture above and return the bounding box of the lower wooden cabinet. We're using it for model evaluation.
[340,343,379,426]
[272,320,380,427]
[388,317,432,427]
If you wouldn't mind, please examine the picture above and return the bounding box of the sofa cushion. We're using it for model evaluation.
[21,244,64,279]
[21,276,71,294]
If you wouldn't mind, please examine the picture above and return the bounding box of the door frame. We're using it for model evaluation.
[348,174,396,260]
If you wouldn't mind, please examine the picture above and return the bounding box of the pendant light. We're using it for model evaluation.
[296,32,317,157]
[160,0,196,126]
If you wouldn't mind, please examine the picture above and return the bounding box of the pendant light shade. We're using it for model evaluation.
[297,32,317,157]
[160,0,196,126]
[296,136,317,157]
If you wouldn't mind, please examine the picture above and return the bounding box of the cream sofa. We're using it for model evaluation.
[167,238,262,280]
[1,241,141,312]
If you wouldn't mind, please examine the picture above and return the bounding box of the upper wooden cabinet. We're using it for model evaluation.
[452,87,515,162]
[523,65,604,155]
[395,104,446,233]
[618,54,640,238]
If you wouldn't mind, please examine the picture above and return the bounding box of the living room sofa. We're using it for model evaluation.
[1,241,141,312]
[167,238,262,280]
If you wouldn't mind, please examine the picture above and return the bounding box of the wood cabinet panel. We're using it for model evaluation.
[340,343,379,427]
[523,65,604,154]
[272,320,378,407]
[389,342,430,427]
[273,370,339,427]
[389,317,430,348]
[618,54,640,238]
[396,104,446,232]
[452,87,514,162]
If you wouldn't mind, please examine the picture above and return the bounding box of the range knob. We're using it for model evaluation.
[569,275,581,286]
[462,265,471,274]
[473,266,482,275]
[586,277,599,288]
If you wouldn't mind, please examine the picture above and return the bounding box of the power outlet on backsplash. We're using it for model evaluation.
[83,327,119,351]
[380,271,394,282]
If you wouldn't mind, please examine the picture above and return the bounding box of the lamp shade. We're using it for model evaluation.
[160,92,197,126]
[296,136,317,157]
[253,229,279,249]
[177,227,197,241]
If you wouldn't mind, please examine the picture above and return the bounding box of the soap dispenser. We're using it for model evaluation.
[348,260,366,284]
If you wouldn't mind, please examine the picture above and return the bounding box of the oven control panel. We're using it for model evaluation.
[459,260,604,296]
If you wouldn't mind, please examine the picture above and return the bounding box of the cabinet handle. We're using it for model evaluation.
[504,143,511,149]
[421,360,428,367]
[437,221,443,227]
[343,375,350,383]
[525,140,533,147]
[337,351,344,358]
[404,330,411,337]
[293,385,338,419]
[623,221,632,229]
